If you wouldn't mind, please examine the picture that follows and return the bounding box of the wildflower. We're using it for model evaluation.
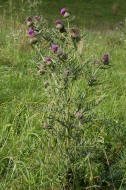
[51,44,64,59]
[26,16,34,27]
[28,28,35,36]
[44,82,49,87]
[55,20,66,33]
[45,57,52,65]
[28,28,38,44]
[70,28,80,39]
[60,8,70,18]
[51,44,58,53]
[34,16,39,19]
[61,8,67,15]
[102,53,110,65]
[56,20,63,29]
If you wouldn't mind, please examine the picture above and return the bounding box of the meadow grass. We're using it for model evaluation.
[0,1,126,189]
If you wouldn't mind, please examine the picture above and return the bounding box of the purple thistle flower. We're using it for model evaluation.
[55,20,65,30]
[34,16,39,19]
[102,53,110,65]
[56,20,61,24]
[61,8,67,15]
[51,44,58,52]
[28,28,35,36]
[45,57,52,62]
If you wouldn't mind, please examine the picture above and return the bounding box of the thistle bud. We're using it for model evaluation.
[34,16,39,20]
[45,57,52,65]
[28,28,38,44]
[28,28,35,36]
[70,28,80,39]
[51,44,58,53]
[60,8,70,18]
[102,53,110,65]
[55,20,66,33]
[63,12,70,18]
[26,16,34,27]
[56,20,63,29]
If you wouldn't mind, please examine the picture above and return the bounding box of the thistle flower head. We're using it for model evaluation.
[34,16,39,19]
[28,28,35,36]
[51,44,58,52]
[55,20,65,31]
[45,57,52,62]
[56,19,61,24]
[102,53,110,65]
[61,8,67,15]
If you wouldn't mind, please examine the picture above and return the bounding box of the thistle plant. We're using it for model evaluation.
[27,8,116,190]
